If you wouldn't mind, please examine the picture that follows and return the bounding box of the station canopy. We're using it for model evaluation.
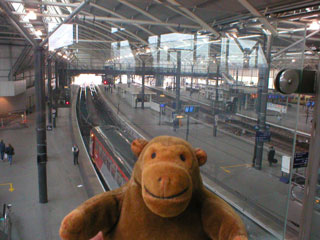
[0,0,319,70]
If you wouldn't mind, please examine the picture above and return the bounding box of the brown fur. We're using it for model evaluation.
[60,136,247,240]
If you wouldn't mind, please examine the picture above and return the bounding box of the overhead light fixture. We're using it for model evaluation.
[308,21,320,30]
[27,10,37,20]
[35,30,42,36]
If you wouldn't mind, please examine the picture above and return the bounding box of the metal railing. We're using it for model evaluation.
[0,204,12,240]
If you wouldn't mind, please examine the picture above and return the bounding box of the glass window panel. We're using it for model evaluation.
[102,19,307,239]
[65,4,314,239]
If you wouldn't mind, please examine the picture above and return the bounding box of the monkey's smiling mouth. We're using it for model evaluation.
[144,186,189,199]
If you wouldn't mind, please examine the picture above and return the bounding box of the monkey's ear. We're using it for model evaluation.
[131,139,149,157]
[195,148,207,166]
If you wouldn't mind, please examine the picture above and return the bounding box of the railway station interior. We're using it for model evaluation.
[1,0,320,239]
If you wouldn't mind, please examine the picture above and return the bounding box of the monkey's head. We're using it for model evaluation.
[131,136,207,218]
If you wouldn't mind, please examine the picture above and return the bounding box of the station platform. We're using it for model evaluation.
[0,108,89,239]
[149,85,312,135]
[97,85,298,239]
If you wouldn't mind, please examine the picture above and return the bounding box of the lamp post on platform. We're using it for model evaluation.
[47,57,52,126]
[137,49,152,109]
[167,48,193,113]
[142,60,145,109]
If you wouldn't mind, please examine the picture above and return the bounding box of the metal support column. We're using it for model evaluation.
[225,38,230,74]
[119,63,122,83]
[59,63,65,87]
[191,33,197,95]
[64,63,68,87]
[213,63,220,137]
[175,51,181,112]
[216,64,220,102]
[34,45,48,203]
[253,35,272,170]
[255,47,258,68]
[186,114,190,141]
[236,68,239,83]
[157,35,161,65]
[156,35,161,86]
[55,61,59,89]
[190,64,194,96]
[9,45,13,81]
[47,58,52,125]
[141,60,145,109]
[206,64,210,87]
[299,63,320,239]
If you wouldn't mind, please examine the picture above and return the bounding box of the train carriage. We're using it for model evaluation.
[89,126,136,190]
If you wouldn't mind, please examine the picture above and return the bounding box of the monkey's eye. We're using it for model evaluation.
[180,154,186,161]
[151,153,156,159]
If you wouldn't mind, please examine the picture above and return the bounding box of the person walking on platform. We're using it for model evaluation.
[0,140,5,161]
[72,144,79,165]
[5,144,14,165]
[268,146,276,167]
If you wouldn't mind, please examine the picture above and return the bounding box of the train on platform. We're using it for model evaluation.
[89,125,136,190]
[267,93,315,106]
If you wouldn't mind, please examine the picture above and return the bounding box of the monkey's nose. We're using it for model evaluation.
[158,176,171,194]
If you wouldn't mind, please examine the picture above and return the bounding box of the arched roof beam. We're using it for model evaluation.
[77,32,111,49]
[153,0,195,22]
[165,0,220,38]
[81,11,133,44]
[11,12,201,29]
[238,0,278,36]
[81,10,148,46]
[90,3,155,37]
[76,21,117,42]
[0,0,37,46]
[116,0,176,33]
[5,0,78,8]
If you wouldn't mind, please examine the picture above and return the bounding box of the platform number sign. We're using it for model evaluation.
[184,105,197,113]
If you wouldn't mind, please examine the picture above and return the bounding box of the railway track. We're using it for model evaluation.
[147,86,310,154]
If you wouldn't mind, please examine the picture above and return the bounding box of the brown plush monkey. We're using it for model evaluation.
[60,136,247,240]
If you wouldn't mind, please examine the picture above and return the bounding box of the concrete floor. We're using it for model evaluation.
[0,108,88,240]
